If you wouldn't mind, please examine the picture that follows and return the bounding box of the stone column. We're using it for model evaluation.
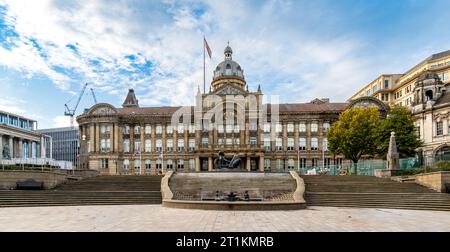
[0,134,3,160]
[246,157,251,171]
[208,157,213,171]
[95,124,100,153]
[40,136,45,158]
[28,140,32,158]
[18,138,23,159]
[49,137,53,159]
[10,137,14,159]
[110,124,115,152]
[89,125,95,153]
[140,125,145,175]
[195,156,200,172]
[259,155,265,172]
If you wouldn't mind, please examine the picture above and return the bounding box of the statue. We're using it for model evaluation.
[2,144,11,160]
[213,150,241,169]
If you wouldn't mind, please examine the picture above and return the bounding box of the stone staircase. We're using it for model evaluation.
[0,176,163,208]
[303,176,450,211]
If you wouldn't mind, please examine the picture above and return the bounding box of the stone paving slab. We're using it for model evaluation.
[0,205,449,232]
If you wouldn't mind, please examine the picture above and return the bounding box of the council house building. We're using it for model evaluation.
[77,45,349,175]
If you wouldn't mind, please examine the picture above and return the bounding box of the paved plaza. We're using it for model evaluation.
[0,205,449,232]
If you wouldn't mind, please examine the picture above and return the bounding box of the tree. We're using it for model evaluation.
[376,106,422,157]
[327,107,380,175]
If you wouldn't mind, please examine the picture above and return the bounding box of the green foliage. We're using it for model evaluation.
[433,161,450,171]
[376,106,422,157]
[327,107,381,175]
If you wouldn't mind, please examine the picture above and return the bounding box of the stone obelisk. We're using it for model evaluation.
[386,132,400,171]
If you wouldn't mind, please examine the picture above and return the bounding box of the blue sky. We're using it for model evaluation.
[1,0,450,129]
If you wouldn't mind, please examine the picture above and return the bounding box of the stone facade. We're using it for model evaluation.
[77,45,349,175]
[349,50,450,165]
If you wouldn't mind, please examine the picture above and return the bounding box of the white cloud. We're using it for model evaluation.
[52,115,77,128]
[0,96,27,114]
[0,0,377,107]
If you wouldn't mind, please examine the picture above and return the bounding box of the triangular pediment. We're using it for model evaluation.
[213,84,247,96]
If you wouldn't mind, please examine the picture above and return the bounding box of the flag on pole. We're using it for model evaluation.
[204,37,212,59]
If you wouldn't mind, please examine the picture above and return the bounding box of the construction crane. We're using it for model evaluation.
[90,88,98,104]
[64,83,89,127]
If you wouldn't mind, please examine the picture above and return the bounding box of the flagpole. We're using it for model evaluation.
[203,36,206,94]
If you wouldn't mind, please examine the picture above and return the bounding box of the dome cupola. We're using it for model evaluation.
[213,43,245,81]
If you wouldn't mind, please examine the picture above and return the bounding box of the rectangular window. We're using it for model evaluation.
[145,160,151,170]
[177,139,184,152]
[299,138,306,151]
[134,140,141,153]
[311,122,318,133]
[189,139,195,152]
[287,123,294,133]
[156,125,162,134]
[311,137,318,151]
[263,123,271,133]
[134,126,140,135]
[166,160,173,170]
[235,138,240,145]
[249,122,257,131]
[156,139,162,152]
[443,72,449,81]
[299,123,306,133]
[275,137,282,151]
[177,125,184,134]
[189,124,195,133]
[123,125,130,134]
[226,138,232,145]
[437,121,443,136]
[145,139,151,152]
[201,137,208,147]
[166,125,173,134]
[366,90,370,96]
[263,136,271,151]
[323,138,328,151]
[287,138,294,151]
[145,125,152,134]
[275,123,282,133]
[167,139,173,152]
[123,139,130,152]
[101,159,108,169]
[373,85,377,93]
[384,80,389,89]
[299,158,306,168]
[323,122,330,132]
[250,137,257,146]
[177,160,184,170]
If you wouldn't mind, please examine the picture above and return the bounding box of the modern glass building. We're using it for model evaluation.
[38,127,80,168]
